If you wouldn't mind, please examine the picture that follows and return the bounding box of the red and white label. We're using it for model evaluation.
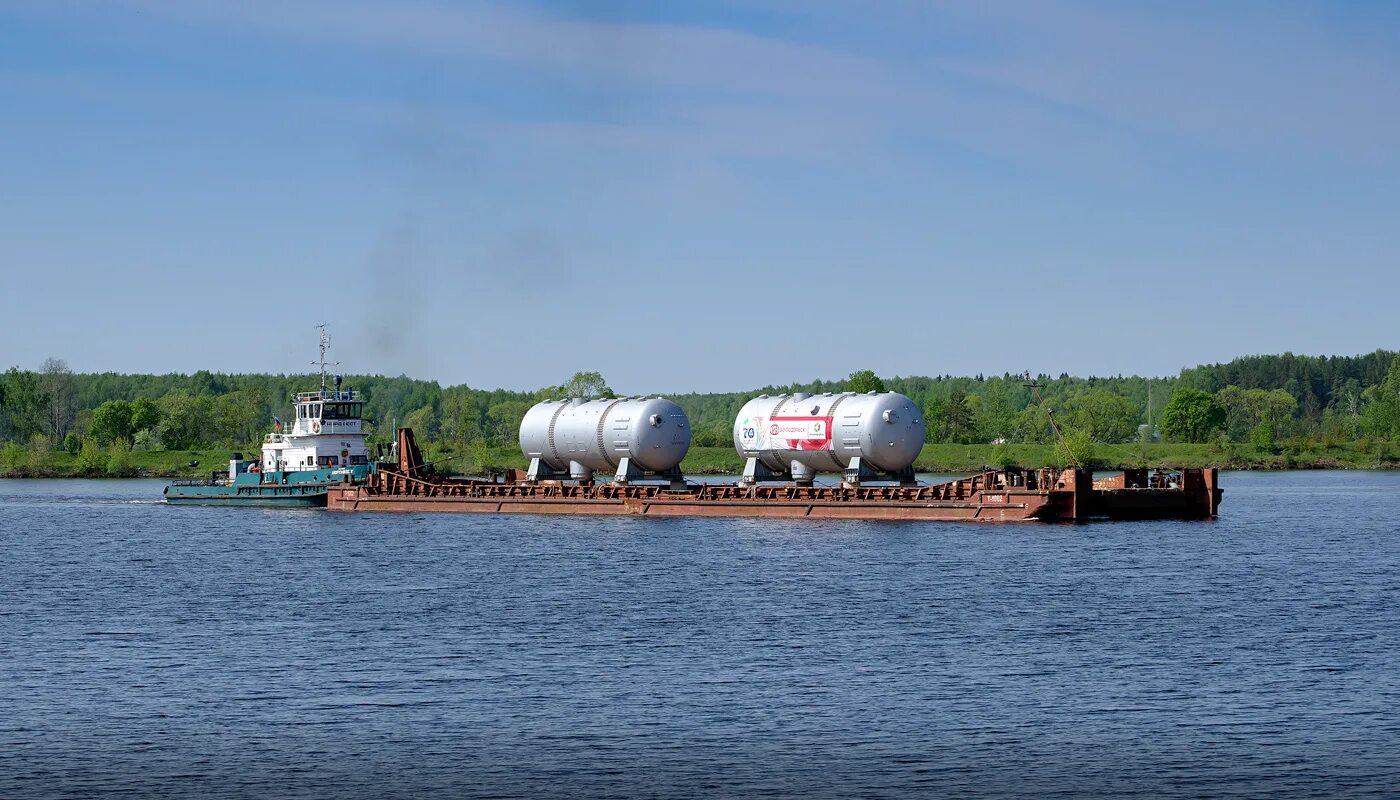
[768,416,832,450]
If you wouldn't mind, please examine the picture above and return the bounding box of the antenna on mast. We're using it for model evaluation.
[313,324,339,394]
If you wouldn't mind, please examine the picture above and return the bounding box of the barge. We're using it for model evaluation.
[326,428,1222,522]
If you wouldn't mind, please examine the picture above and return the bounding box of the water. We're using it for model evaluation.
[1,473,1398,798]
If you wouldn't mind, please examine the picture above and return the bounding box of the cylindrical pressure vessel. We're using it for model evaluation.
[733,391,924,478]
[520,397,691,480]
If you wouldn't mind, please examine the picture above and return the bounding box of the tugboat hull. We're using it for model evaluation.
[163,483,330,507]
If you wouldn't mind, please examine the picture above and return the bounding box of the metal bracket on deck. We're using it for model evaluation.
[613,457,687,490]
[740,457,790,486]
[841,457,918,488]
[528,457,597,483]
[526,457,566,483]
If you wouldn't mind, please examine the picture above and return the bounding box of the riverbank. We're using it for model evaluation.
[3,440,1396,479]
[0,448,234,479]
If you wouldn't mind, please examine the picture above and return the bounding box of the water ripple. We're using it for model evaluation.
[0,473,1398,798]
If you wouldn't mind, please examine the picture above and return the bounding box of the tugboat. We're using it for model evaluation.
[164,327,375,506]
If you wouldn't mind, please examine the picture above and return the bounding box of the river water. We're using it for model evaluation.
[1,472,1398,798]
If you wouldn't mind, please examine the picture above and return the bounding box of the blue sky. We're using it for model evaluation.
[1,1,1397,392]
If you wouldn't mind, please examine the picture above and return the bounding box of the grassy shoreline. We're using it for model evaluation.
[2,441,1397,479]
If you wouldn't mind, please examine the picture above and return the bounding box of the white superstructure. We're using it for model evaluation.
[261,387,370,472]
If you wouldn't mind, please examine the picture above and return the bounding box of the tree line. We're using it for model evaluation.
[2,352,1398,458]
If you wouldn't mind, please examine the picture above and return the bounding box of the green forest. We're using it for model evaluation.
[2,350,1399,477]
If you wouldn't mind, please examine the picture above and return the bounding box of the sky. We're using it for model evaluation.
[1,0,1397,393]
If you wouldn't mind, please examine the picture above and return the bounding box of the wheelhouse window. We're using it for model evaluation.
[322,403,363,420]
[317,456,337,467]
[349,455,368,466]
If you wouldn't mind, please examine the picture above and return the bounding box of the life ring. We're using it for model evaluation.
[311,421,321,433]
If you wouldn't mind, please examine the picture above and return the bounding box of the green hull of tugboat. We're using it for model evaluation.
[164,466,372,507]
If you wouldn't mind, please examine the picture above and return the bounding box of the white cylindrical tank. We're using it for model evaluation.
[520,397,691,480]
[733,391,924,478]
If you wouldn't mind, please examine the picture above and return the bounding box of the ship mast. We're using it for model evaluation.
[313,324,338,395]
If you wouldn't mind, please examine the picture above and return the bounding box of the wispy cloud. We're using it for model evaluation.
[933,1,1400,161]
[107,0,1400,180]
[123,0,895,99]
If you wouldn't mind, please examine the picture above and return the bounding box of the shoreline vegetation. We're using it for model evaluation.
[3,350,1400,479]
[2,441,1396,480]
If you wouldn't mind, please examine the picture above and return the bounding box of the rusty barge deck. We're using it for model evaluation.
[328,431,1221,522]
